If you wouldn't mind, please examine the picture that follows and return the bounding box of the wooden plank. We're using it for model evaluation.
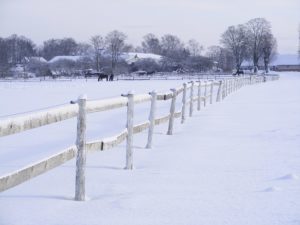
[101,129,128,150]
[0,146,76,192]
[133,121,150,134]
[0,104,78,137]
[154,114,170,125]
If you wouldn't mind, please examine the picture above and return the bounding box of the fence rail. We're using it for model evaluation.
[0,74,279,198]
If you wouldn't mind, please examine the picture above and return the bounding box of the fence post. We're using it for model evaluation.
[204,81,207,107]
[124,91,134,170]
[189,81,194,117]
[146,91,157,149]
[222,79,226,100]
[167,89,177,135]
[210,80,213,104]
[75,94,87,201]
[181,83,187,124]
[197,80,201,111]
[216,80,222,102]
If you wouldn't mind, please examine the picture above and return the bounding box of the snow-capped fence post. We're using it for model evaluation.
[75,94,87,201]
[216,80,222,102]
[210,80,213,104]
[204,81,207,107]
[197,80,201,111]
[167,89,177,135]
[123,91,134,170]
[189,81,194,117]
[181,83,187,124]
[146,91,157,149]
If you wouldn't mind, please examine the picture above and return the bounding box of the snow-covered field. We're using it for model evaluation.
[0,73,300,225]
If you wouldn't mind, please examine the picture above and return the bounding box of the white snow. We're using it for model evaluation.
[121,52,162,63]
[48,56,84,63]
[0,73,300,225]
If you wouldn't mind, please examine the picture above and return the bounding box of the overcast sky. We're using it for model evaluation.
[0,0,299,54]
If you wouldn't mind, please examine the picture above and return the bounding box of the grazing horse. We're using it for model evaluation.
[109,74,114,81]
[97,73,109,81]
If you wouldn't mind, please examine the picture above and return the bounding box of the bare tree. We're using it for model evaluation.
[90,35,104,72]
[246,18,271,73]
[206,45,234,72]
[6,34,36,64]
[262,33,277,73]
[41,38,78,60]
[161,34,184,57]
[187,39,203,57]
[221,25,249,71]
[0,37,9,77]
[105,30,127,73]
[141,33,161,54]
[160,34,188,70]
[76,42,92,56]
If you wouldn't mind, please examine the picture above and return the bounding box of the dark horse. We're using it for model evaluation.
[97,73,109,81]
[84,71,109,81]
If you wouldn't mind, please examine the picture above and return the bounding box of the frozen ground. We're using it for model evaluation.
[0,73,300,225]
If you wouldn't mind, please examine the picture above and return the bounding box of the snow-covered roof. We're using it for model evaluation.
[121,52,162,64]
[270,54,300,66]
[241,54,300,67]
[25,57,48,63]
[48,56,83,63]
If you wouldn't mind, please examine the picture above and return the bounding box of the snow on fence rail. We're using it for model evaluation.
[0,74,279,199]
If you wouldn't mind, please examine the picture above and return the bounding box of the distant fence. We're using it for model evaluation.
[0,74,279,200]
[0,72,277,82]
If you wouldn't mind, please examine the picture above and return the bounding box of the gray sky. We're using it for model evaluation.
[0,0,299,54]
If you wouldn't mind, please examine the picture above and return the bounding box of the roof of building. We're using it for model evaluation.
[121,52,162,64]
[48,56,83,63]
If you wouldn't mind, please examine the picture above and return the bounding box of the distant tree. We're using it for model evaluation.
[184,55,213,72]
[5,34,36,64]
[141,33,161,54]
[161,34,184,57]
[123,44,134,53]
[90,35,105,72]
[134,46,143,53]
[187,39,203,57]
[0,37,9,77]
[105,30,127,73]
[160,34,189,70]
[261,33,277,73]
[76,42,92,56]
[42,38,78,60]
[133,58,160,72]
[206,45,234,72]
[27,59,50,78]
[246,18,272,73]
[221,25,249,71]
[49,59,77,76]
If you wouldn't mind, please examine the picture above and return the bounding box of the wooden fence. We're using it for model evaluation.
[0,74,279,200]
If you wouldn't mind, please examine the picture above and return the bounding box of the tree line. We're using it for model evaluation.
[0,18,277,77]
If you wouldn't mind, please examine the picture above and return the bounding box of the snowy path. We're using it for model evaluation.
[0,73,300,225]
